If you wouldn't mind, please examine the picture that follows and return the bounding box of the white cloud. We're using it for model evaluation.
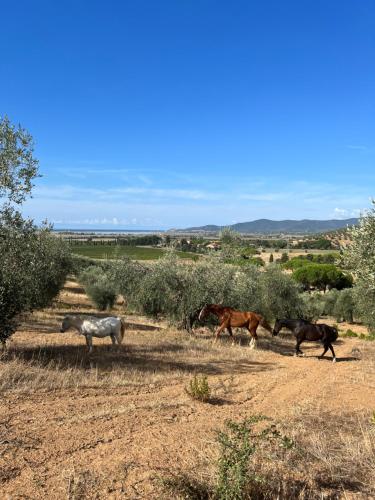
[333,207,349,218]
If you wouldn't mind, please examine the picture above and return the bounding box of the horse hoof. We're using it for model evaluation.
[332,358,337,363]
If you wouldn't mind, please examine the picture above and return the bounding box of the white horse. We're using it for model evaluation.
[60,315,125,354]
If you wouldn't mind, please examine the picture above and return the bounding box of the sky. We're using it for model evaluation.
[1,0,374,229]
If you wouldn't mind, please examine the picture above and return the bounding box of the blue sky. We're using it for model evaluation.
[1,0,374,229]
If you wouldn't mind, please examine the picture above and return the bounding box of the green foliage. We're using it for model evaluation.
[279,252,289,263]
[0,116,39,205]
[0,224,72,343]
[79,265,118,310]
[333,288,355,323]
[284,253,339,270]
[85,281,117,310]
[71,244,196,260]
[215,417,294,500]
[107,254,304,329]
[257,265,304,320]
[359,332,375,341]
[340,329,358,338]
[353,284,375,331]
[0,117,71,344]
[186,374,211,402]
[247,256,264,267]
[300,293,325,322]
[129,254,238,330]
[292,264,353,291]
[219,227,241,245]
[216,418,260,499]
[322,288,339,316]
[344,202,375,329]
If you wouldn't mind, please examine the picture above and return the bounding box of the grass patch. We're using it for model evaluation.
[186,374,211,402]
[340,329,358,338]
[359,332,375,341]
[70,244,198,260]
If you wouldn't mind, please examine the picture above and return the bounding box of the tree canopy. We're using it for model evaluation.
[0,116,71,344]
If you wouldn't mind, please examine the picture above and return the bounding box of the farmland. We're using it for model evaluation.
[70,244,198,260]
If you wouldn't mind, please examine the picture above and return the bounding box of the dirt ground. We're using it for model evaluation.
[1,281,374,499]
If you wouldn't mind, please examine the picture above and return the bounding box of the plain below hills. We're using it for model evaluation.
[177,218,358,234]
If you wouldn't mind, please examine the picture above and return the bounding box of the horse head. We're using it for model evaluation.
[198,305,209,322]
[60,315,72,333]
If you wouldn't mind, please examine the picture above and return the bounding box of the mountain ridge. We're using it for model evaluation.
[176,218,358,234]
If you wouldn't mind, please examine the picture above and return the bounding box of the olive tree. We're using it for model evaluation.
[333,288,355,323]
[343,201,375,329]
[258,265,304,320]
[0,116,71,345]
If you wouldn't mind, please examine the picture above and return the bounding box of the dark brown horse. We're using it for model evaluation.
[272,319,338,362]
[198,304,273,348]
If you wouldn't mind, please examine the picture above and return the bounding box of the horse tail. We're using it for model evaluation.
[258,315,273,334]
[119,318,126,343]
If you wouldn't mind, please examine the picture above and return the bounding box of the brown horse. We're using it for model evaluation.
[198,304,273,348]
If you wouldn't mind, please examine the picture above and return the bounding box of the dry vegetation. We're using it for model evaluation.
[1,280,375,499]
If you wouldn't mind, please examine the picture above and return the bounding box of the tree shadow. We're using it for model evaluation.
[63,285,86,294]
[21,313,163,335]
[5,343,276,377]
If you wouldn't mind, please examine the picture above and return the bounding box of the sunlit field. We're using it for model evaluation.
[1,279,374,498]
[70,244,198,260]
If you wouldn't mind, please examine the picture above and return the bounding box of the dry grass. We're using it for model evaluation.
[1,279,375,499]
[1,319,262,394]
[161,410,375,499]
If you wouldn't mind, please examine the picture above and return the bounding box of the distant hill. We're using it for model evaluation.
[179,218,358,234]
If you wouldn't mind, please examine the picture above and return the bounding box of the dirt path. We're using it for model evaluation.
[1,281,374,499]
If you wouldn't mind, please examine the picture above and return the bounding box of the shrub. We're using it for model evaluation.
[343,202,375,330]
[85,281,117,311]
[0,225,72,344]
[258,265,304,320]
[322,288,339,316]
[333,288,355,323]
[353,282,375,331]
[300,293,325,322]
[186,374,211,402]
[79,265,118,310]
[215,417,294,500]
[247,256,264,267]
[79,266,106,287]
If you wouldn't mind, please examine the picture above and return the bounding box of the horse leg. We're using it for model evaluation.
[110,333,117,350]
[247,325,258,349]
[227,326,236,345]
[85,335,93,354]
[328,343,337,363]
[114,327,123,350]
[214,322,226,342]
[319,344,329,360]
[295,337,304,357]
